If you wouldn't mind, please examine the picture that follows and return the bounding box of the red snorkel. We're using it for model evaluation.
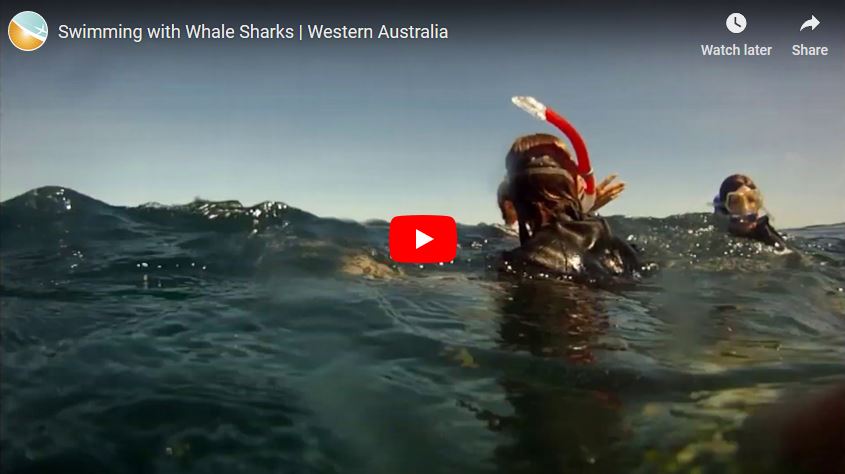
[511,96,596,212]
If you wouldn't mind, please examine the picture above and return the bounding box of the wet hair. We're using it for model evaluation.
[497,180,518,226]
[497,180,510,206]
[505,134,581,243]
[506,133,574,176]
[719,174,757,202]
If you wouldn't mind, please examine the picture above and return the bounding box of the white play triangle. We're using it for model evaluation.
[415,229,434,249]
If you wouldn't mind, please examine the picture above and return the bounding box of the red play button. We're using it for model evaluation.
[389,215,457,264]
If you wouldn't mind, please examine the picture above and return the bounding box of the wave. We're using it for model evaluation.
[2,186,842,271]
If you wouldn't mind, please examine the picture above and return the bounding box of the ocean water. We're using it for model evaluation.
[1,186,843,474]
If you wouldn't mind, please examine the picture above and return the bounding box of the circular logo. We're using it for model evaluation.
[726,12,747,34]
[8,11,48,51]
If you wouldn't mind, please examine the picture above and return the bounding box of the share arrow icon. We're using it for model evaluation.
[800,15,820,31]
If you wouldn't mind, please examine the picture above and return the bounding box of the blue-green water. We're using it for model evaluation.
[1,186,843,473]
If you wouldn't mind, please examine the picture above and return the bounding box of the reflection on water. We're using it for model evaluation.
[494,280,625,473]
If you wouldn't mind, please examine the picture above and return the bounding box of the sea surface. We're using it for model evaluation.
[1,186,843,474]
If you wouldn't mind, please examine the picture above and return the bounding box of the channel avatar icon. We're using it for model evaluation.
[8,11,48,51]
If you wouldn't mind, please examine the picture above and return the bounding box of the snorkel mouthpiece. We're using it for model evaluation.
[511,96,596,211]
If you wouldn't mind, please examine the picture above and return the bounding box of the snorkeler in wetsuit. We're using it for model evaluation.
[500,133,641,279]
[713,174,787,250]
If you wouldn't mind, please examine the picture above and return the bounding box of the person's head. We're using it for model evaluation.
[716,174,763,217]
[505,133,583,242]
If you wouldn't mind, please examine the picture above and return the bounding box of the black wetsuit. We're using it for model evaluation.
[728,214,787,250]
[502,213,641,279]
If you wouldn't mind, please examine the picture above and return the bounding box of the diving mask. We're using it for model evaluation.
[724,185,763,217]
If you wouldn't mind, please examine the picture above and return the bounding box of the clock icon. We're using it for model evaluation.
[726,13,747,33]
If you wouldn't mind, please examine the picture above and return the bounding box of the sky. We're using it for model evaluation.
[2,1,843,227]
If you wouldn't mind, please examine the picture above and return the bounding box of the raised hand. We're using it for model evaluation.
[592,174,625,212]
